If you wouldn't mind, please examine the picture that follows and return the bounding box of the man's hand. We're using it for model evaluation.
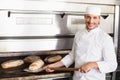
[79,62,98,73]
[44,61,64,72]
[44,64,55,72]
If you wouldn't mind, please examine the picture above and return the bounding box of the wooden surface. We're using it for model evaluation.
[50,67,79,71]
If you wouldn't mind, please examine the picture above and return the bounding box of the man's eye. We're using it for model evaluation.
[86,16,90,18]
[93,17,97,19]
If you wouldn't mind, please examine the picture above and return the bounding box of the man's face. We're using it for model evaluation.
[84,14,100,31]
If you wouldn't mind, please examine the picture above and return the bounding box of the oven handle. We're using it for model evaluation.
[7,10,108,19]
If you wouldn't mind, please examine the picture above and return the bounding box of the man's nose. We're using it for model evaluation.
[89,18,94,23]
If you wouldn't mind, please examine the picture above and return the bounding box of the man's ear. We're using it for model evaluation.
[99,16,101,19]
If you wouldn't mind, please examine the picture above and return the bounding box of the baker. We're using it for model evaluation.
[44,6,118,80]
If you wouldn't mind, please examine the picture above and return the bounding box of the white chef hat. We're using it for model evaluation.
[86,6,101,16]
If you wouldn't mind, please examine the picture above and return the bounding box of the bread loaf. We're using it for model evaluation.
[44,55,62,63]
[29,59,44,71]
[1,60,24,69]
[24,55,40,63]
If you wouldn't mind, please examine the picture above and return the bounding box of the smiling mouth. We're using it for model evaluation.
[88,23,94,27]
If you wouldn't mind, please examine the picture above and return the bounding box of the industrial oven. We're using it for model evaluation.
[0,0,119,80]
[116,5,120,80]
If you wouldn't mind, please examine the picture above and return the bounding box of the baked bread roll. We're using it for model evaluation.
[1,59,24,69]
[44,55,62,63]
[23,55,40,63]
[29,59,44,71]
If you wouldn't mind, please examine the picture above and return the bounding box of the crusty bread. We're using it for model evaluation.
[44,55,62,63]
[29,59,44,71]
[1,59,24,69]
[23,55,40,63]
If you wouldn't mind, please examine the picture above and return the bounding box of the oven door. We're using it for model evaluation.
[0,10,114,52]
[0,11,74,52]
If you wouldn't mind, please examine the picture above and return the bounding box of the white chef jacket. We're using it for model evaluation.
[61,27,117,80]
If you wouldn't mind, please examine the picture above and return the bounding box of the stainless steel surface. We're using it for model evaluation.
[0,50,70,57]
[112,5,120,80]
[0,72,71,80]
[26,0,116,5]
[0,0,115,52]
[0,0,115,12]
[114,6,119,51]
[0,10,115,52]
